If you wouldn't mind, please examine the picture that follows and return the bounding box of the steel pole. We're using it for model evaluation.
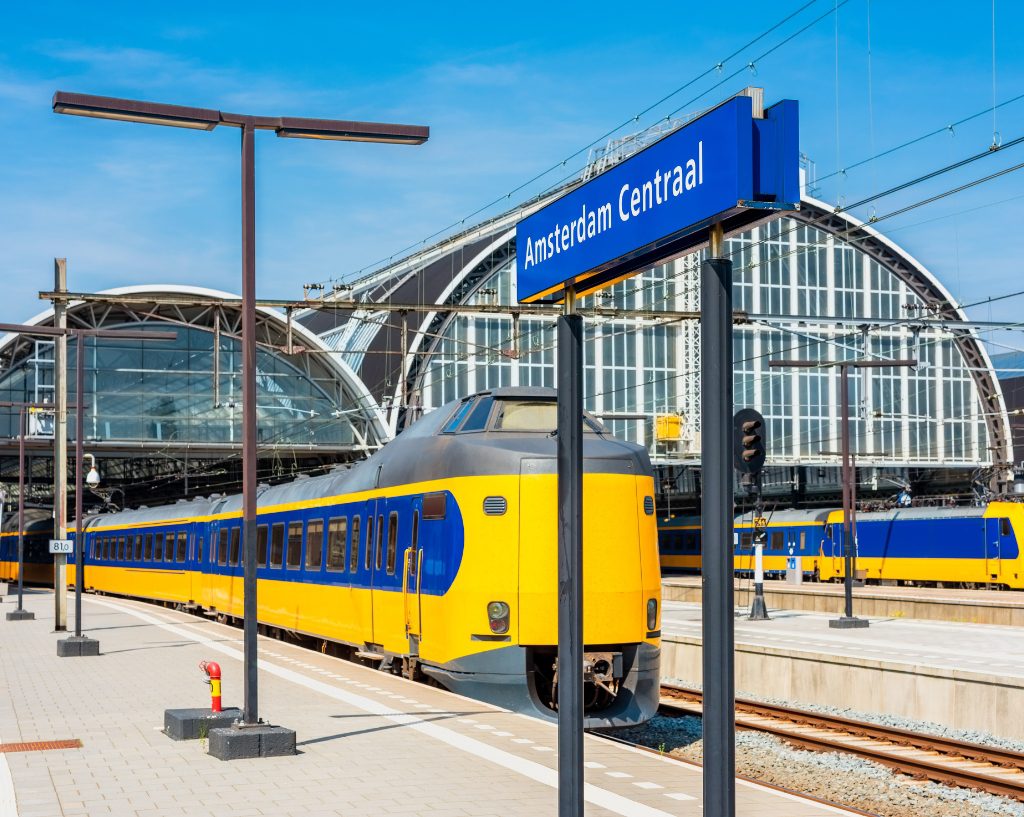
[74,332,84,637]
[840,364,853,619]
[701,225,735,817]
[241,120,259,726]
[556,287,583,817]
[16,408,25,610]
[53,259,69,630]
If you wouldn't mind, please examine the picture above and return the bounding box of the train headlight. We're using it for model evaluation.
[646,598,658,631]
[487,600,510,634]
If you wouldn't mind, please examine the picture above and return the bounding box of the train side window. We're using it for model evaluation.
[144,533,153,561]
[364,516,374,570]
[117,536,125,560]
[800,531,806,552]
[1001,518,1012,538]
[176,531,187,563]
[154,533,164,561]
[386,512,398,575]
[218,528,229,566]
[307,519,325,570]
[375,514,384,570]
[423,492,446,520]
[229,527,241,566]
[349,516,361,572]
[134,535,142,561]
[770,531,785,552]
[270,523,284,568]
[165,532,175,561]
[739,533,753,551]
[257,525,268,567]
[286,521,303,569]
[441,399,474,433]
[197,535,204,564]
[325,518,345,571]
[412,511,419,549]
[459,396,494,432]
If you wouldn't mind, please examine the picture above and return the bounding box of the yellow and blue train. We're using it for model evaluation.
[27,388,661,728]
[659,502,1024,589]
[0,511,54,585]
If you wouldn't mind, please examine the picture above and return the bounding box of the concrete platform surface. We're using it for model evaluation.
[0,590,854,817]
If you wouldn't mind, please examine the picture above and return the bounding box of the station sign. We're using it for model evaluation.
[49,539,73,554]
[516,94,799,303]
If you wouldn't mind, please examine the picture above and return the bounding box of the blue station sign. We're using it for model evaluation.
[516,94,799,303]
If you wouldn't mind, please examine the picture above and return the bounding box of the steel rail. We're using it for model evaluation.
[661,684,1024,801]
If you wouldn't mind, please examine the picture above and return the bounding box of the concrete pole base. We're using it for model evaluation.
[6,608,35,621]
[829,616,870,629]
[56,636,101,656]
[748,595,770,621]
[164,707,242,741]
[208,723,297,760]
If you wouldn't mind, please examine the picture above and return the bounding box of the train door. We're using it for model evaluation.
[204,520,219,609]
[367,498,386,649]
[402,498,423,656]
[985,517,1002,580]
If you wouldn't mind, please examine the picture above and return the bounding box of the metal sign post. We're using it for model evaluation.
[556,286,584,817]
[516,89,799,817]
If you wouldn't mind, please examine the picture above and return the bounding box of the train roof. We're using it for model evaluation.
[739,508,833,524]
[79,387,650,530]
[851,506,988,522]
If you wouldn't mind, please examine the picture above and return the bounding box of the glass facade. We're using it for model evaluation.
[0,323,361,448]
[404,216,993,467]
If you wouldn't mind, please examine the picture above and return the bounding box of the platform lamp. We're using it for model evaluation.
[53,91,429,754]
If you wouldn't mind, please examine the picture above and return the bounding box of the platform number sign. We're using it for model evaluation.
[49,539,73,554]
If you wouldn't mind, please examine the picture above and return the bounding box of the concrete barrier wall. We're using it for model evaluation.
[662,635,1024,740]
[661,582,1024,627]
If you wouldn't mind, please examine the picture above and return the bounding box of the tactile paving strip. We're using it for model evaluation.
[0,739,82,753]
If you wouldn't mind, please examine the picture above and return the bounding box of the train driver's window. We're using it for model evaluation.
[441,399,475,433]
[307,519,325,570]
[229,527,241,566]
[459,397,494,432]
[286,521,303,569]
[144,534,153,561]
[324,518,345,571]
[423,493,446,520]
[1001,518,1012,537]
[386,512,398,575]
[349,517,361,573]
[154,533,164,561]
[218,528,229,566]
[257,525,268,567]
[270,523,284,568]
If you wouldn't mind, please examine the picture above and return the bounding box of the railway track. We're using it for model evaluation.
[660,684,1024,801]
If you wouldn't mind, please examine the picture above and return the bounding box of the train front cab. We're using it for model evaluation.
[413,397,662,729]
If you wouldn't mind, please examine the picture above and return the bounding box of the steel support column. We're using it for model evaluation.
[557,288,583,817]
[701,226,735,817]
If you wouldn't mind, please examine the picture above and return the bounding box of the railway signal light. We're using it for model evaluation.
[733,408,767,475]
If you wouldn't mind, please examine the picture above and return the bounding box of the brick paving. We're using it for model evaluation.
[0,589,849,816]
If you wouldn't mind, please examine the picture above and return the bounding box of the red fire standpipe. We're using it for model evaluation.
[199,661,222,713]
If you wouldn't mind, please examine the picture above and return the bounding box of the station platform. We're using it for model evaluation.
[0,590,857,817]
[661,599,1024,740]
[662,576,1024,626]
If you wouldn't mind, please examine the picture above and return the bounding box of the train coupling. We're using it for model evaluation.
[553,651,623,696]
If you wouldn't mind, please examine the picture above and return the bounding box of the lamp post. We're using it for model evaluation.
[769,358,916,628]
[53,91,428,754]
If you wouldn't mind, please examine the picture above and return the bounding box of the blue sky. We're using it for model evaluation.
[2,2,1023,345]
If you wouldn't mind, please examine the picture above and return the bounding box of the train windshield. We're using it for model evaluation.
[492,400,603,433]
